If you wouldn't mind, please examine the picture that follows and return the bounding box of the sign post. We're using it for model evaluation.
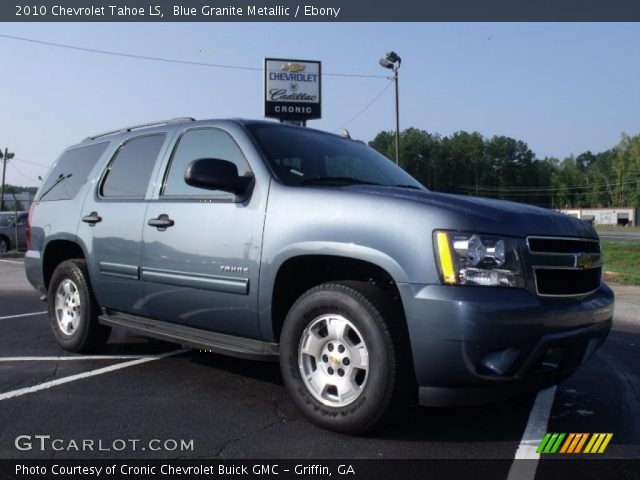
[264,58,322,125]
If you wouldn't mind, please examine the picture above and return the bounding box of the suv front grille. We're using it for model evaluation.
[528,237,600,254]
[527,236,602,297]
[534,267,602,296]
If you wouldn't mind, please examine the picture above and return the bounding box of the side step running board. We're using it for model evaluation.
[99,312,279,361]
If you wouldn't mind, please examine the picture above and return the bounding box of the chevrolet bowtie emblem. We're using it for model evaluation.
[574,253,594,270]
[280,62,306,73]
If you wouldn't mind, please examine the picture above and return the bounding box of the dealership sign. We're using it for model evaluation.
[264,58,321,122]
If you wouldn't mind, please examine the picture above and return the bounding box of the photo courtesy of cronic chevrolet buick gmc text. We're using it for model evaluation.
[25,118,614,434]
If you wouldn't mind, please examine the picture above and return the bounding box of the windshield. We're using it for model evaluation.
[245,123,424,189]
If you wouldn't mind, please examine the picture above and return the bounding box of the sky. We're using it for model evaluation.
[0,22,639,187]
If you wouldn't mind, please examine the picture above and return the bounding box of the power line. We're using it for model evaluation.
[0,33,389,79]
[336,79,394,132]
[8,161,37,182]
[14,157,49,169]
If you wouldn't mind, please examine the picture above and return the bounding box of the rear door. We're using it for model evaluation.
[140,127,267,339]
[78,133,169,315]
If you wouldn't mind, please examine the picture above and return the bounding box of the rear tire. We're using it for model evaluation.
[48,259,111,352]
[0,236,8,254]
[279,281,411,434]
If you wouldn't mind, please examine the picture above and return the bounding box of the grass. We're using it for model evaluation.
[595,224,640,232]
[601,240,640,285]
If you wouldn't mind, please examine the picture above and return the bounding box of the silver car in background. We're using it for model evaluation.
[0,211,27,253]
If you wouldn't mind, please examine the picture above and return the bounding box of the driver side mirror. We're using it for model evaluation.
[184,158,254,197]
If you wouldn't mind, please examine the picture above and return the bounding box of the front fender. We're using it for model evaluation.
[257,241,410,342]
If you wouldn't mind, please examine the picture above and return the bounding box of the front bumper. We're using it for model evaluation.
[398,283,614,406]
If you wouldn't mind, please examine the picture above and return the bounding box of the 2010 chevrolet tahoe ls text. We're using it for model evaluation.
[25,118,614,433]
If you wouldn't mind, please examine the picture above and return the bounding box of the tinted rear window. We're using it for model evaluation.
[101,134,165,199]
[38,142,109,202]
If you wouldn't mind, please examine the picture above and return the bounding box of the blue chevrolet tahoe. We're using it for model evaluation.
[25,118,614,433]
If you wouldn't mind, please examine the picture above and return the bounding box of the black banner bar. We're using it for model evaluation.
[1,459,640,480]
[2,0,640,22]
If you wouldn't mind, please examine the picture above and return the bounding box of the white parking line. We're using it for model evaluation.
[0,259,23,264]
[506,386,557,480]
[0,355,156,361]
[0,311,47,320]
[0,348,188,401]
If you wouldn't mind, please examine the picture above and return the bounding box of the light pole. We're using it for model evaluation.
[0,148,16,212]
[379,51,401,165]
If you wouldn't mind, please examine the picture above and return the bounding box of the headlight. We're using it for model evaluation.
[434,231,524,288]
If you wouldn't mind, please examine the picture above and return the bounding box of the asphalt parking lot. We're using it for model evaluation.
[0,257,638,472]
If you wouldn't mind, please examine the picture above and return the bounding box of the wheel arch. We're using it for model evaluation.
[42,237,88,290]
[263,245,409,342]
[0,234,10,251]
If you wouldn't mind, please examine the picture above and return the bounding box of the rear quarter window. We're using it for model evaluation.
[38,142,109,202]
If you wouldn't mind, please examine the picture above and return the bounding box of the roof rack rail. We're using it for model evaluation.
[84,117,196,141]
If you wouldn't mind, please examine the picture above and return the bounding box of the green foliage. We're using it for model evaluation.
[368,130,640,208]
[601,241,640,285]
[3,184,37,195]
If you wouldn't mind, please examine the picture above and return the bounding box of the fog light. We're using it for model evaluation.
[538,347,565,372]
[478,348,520,376]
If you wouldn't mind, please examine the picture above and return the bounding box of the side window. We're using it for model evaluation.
[162,128,250,197]
[38,142,109,202]
[101,134,165,199]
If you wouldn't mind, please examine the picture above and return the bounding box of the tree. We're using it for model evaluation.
[367,127,639,209]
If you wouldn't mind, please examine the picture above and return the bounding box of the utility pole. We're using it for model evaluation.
[0,148,16,212]
[10,191,19,251]
[393,66,400,165]
[378,51,402,165]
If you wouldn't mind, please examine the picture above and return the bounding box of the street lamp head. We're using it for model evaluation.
[379,58,395,70]
[386,51,401,64]
[379,51,401,71]
[6,152,14,160]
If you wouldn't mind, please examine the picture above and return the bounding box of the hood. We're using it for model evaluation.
[345,185,598,239]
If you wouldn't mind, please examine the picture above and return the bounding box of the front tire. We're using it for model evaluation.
[280,281,410,434]
[48,259,111,352]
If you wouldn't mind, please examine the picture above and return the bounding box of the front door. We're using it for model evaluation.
[140,127,266,339]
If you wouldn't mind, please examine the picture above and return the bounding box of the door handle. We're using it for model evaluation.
[148,214,175,231]
[82,212,102,225]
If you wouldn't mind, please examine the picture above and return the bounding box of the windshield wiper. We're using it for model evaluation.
[300,177,381,186]
[38,173,73,201]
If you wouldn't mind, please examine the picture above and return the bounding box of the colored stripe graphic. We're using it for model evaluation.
[550,433,566,453]
[585,433,614,454]
[574,433,588,453]
[597,434,613,453]
[539,433,613,454]
[584,434,599,453]
[536,433,552,454]
[567,433,583,453]
[559,433,575,453]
